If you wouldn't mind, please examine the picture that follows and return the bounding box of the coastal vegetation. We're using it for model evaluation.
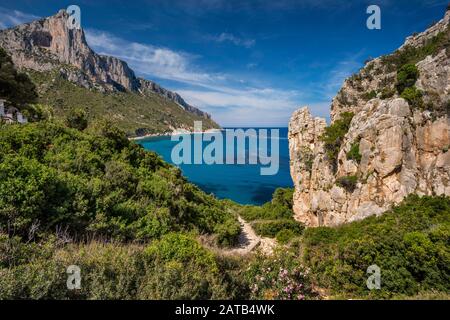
[346,141,362,164]
[0,120,240,243]
[238,188,304,244]
[380,24,450,70]
[1,93,446,299]
[0,24,449,301]
[336,175,358,193]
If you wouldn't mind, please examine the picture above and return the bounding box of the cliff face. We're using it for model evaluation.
[289,11,450,227]
[0,9,212,121]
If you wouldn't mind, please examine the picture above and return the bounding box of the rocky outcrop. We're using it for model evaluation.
[289,10,450,227]
[0,9,212,120]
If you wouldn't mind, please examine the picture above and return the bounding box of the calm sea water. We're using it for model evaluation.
[137,128,293,205]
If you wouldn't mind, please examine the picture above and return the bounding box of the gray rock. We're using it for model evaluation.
[289,10,450,227]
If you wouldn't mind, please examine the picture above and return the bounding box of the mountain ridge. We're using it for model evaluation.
[0,9,217,134]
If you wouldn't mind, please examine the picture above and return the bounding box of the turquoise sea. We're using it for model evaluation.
[138,128,293,205]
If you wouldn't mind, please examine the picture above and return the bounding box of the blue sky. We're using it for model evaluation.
[0,0,448,126]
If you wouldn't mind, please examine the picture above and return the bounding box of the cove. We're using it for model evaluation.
[137,128,293,205]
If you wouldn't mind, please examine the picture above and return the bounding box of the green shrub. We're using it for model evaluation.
[0,121,238,242]
[320,112,354,172]
[397,64,420,94]
[145,233,218,271]
[363,90,377,101]
[381,26,450,70]
[271,188,294,208]
[239,188,294,222]
[401,86,424,108]
[0,236,245,300]
[214,217,241,247]
[276,229,298,244]
[302,195,450,298]
[380,87,396,99]
[336,175,358,192]
[252,219,304,238]
[0,47,38,106]
[347,142,362,163]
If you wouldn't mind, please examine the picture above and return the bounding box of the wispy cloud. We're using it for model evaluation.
[208,32,255,48]
[178,88,302,126]
[0,7,40,29]
[86,29,223,85]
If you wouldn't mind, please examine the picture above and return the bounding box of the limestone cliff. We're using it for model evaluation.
[289,10,450,227]
[0,9,213,121]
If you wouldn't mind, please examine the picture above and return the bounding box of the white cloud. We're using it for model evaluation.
[0,7,40,30]
[210,32,255,48]
[176,87,303,126]
[84,28,306,126]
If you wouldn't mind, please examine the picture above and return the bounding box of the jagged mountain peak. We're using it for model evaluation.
[0,9,212,121]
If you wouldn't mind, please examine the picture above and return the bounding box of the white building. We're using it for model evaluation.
[0,99,5,117]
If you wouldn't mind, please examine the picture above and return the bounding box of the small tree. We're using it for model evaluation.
[401,87,423,109]
[347,142,362,163]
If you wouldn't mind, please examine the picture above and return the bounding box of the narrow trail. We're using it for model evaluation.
[219,216,276,256]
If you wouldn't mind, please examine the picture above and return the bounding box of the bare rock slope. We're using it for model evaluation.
[289,10,450,227]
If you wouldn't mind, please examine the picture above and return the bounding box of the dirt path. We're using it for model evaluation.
[219,216,276,256]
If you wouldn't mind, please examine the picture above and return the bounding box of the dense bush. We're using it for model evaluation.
[66,108,88,131]
[380,87,396,99]
[302,195,450,298]
[320,112,354,172]
[397,64,420,94]
[363,90,377,101]
[214,217,241,247]
[0,47,38,107]
[0,121,238,245]
[0,234,246,299]
[244,248,317,300]
[239,188,295,222]
[346,142,362,163]
[401,86,424,109]
[252,219,304,239]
